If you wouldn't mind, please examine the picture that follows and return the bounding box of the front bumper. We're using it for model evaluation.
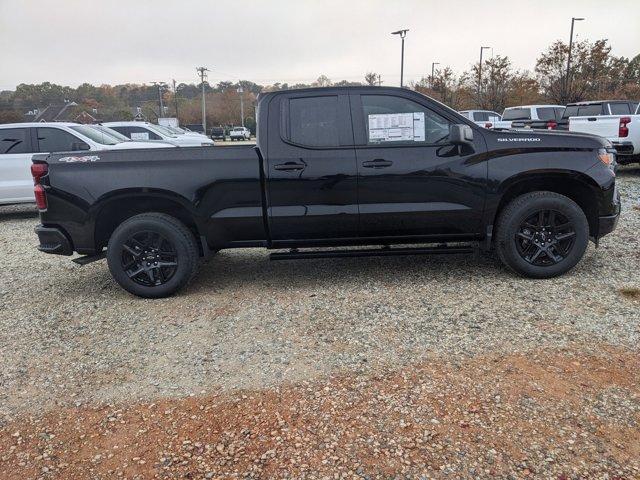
[597,188,621,238]
[35,225,73,255]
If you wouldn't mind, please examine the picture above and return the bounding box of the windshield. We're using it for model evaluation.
[90,125,130,142]
[146,124,175,138]
[502,108,531,121]
[70,125,120,145]
[166,125,187,134]
[232,127,244,131]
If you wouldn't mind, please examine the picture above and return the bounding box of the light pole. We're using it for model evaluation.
[565,17,584,102]
[392,29,409,87]
[237,86,245,127]
[196,66,209,133]
[431,62,440,89]
[478,46,491,105]
[152,82,167,120]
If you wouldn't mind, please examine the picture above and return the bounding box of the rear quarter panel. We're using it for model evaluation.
[40,146,265,253]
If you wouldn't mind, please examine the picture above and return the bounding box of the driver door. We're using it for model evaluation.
[350,91,487,239]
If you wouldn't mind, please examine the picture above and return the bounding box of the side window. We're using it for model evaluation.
[37,128,86,152]
[361,95,451,145]
[609,103,630,115]
[110,126,130,137]
[0,128,31,154]
[287,96,339,147]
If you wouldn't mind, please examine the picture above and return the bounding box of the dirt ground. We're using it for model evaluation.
[1,346,639,479]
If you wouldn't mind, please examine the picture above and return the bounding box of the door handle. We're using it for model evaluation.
[362,159,393,169]
[274,162,305,171]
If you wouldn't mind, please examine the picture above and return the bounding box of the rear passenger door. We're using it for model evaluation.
[0,128,36,203]
[265,92,358,244]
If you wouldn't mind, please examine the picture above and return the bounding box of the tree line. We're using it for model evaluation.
[0,38,638,128]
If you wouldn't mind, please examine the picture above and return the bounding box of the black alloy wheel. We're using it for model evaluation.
[121,231,178,286]
[515,209,576,266]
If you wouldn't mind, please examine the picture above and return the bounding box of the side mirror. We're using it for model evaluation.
[449,124,474,146]
[72,142,91,151]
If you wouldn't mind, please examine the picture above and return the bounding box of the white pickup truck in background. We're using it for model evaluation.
[569,114,640,164]
[492,105,565,130]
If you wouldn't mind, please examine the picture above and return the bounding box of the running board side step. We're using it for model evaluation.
[72,251,106,265]
[269,245,474,261]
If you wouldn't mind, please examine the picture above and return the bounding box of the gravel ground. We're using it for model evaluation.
[0,166,639,478]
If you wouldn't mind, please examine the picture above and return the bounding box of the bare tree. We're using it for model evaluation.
[364,72,381,86]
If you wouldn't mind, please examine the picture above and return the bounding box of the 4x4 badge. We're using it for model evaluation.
[58,155,100,163]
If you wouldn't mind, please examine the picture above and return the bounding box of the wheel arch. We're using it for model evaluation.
[491,171,601,238]
[92,189,204,254]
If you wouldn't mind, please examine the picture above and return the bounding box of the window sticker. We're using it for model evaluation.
[368,112,425,143]
[131,132,150,140]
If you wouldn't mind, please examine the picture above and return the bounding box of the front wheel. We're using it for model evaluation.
[106,213,199,298]
[495,191,589,278]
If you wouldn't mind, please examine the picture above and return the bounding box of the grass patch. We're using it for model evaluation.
[619,287,640,300]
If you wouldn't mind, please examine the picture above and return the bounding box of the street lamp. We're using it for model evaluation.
[431,62,440,89]
[565,17,585,102]
[237,86,245,127]
[478,46,491,103]
[392,29,409,87]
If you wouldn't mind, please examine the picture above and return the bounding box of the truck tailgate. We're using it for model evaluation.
[569,116,619,138]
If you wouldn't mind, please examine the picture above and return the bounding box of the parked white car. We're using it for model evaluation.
[569,114,640,164]
[458,110,502,128]
[229,126,251,141]
[493,105,565,130]
[103,122,215,146]
[0,122,175,206]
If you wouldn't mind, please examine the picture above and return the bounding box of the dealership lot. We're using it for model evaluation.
[0,167,639,477]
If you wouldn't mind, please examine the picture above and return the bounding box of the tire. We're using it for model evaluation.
[106,213,199,298]
[495,191,589,278]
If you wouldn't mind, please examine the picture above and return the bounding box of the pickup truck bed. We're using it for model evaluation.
[33,86,620,297]
[38,146,265,255]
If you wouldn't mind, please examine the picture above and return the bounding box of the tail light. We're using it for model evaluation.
[546,120,557,130]
[484,122,492,129]
[31,163,48,210]
[619,117,631,138]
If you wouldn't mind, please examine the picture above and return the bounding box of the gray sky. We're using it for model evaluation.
[1,0,639,90]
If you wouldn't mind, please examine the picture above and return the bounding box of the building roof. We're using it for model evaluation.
[33,102,78,122]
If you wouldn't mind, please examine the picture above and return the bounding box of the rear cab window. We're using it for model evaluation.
[609,103,631,115]
[536,107,562,121]
[577,104,602,116]
[502,108,531,121]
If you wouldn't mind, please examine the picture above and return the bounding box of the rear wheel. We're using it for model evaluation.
[107,213,199,298]
[496,191,589,278]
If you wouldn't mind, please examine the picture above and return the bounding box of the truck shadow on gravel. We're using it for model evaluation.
[185,250,532,296]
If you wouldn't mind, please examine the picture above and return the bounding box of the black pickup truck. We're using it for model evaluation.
[32,87,620,298]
